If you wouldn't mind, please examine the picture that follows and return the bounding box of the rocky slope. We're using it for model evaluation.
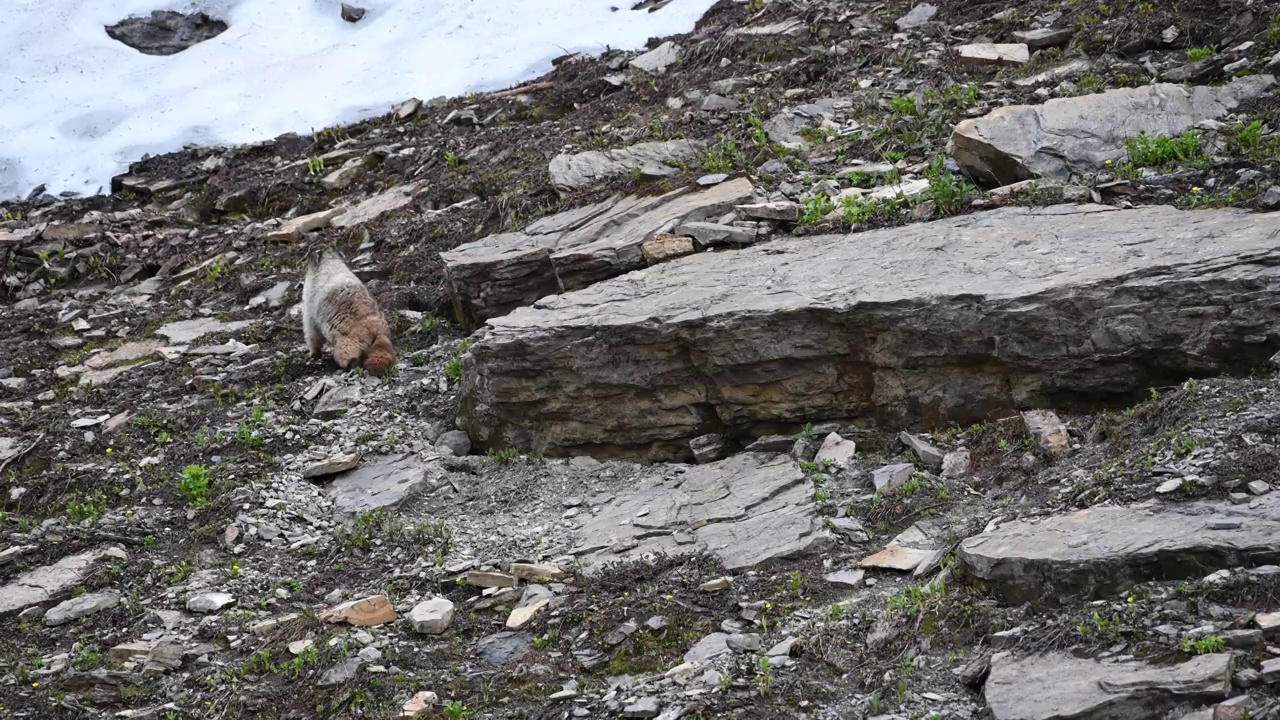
[3,0,1280,718]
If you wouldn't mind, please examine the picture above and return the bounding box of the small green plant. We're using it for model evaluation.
[889,95,918,116]
[800,194,835,224]
[306,157,325,175]
[164,561,194,585]
[701,136,742,173]
[443,701,474,720]
[444,151,460,167]
[445,339,470,382]
[756,657,773,696]
[177,464,211,507]
[1125,131,1207,169]
[66,491,108,523]
[1180,634,1225,655]
[924,155,975,214]
[486,447,519,464]
[785,570,804,597]
[841,195,874,223]
[205,257,224,283]
[1186,45,1218,62]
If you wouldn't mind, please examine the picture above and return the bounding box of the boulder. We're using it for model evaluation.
[548,140,705,192]
[459,204,1280,459]
[959,494,1280,604]
[985,651,1232,720]
[407,597,455,635]
[440,178,755,326]
[951,75,1275,185]
[571,453,830,571]
[105,10,227,56]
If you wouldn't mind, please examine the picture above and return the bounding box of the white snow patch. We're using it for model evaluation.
[0,0,718,200]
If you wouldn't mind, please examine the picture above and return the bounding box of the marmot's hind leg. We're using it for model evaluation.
[304,316,325,359]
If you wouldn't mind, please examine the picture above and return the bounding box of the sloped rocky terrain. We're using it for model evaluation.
[4,0,1280,718]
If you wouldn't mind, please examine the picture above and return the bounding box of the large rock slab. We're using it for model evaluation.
[459,204,1280,459]
[959,495,1280,604]
[441,178,755,326]
[326,454,440,515]
[571,453,830,571]
[105,10,228,56]
[985,651,1232,720]
[548,140,706,192]
[951,75,1274,185]
[0,546,127,617]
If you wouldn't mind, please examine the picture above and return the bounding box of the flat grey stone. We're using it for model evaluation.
[622,697,661,718]
[684,632,731,664]
[476,631,533,666]
[1022,409,1071,457]
[629,41,679,74]
[764,99,837,149]
[548,139,704,192]
[899,432,944,469]
[317,657,362,686]
[326,454,436,515]
[952,75,1275,185]
[155,318,254,344]
[186,592,235,614]
[960,494,1280,603]
[44,591,121,627]
[814,432,857,468]
[407,597,455,635]
[330,184,419,229]
[985,651,1233,720]
[700,94,740,112]
[1015,58,1093,88]
[689,433,730,464]
[0,437,23,461]
[825,569,865,587]
[441,178,754,325]
[1013,27,1074,48]
[571,453,830,571]
[675,221,757,247]
[726,633,762,652]
[300,453,359,479]
[313,384,361,419]
[872,463,913,493]
[434,430,471,457]
[0,546,126,617]
[459,204,1280,459]
[956,43,1030,66]
[895,3,936,29]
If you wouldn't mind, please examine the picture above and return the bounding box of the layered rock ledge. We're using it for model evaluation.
[440,178,755,327]
[959,494,1280,604]
[459,204,1280,459]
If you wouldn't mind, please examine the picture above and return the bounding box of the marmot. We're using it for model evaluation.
[301,248,395,375]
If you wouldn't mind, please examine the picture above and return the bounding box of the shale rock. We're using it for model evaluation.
[460,204,1280,459]
[951,76,1274,185]
[960,494,1280,603]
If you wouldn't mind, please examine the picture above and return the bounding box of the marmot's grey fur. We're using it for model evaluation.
[301,248,395,375]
